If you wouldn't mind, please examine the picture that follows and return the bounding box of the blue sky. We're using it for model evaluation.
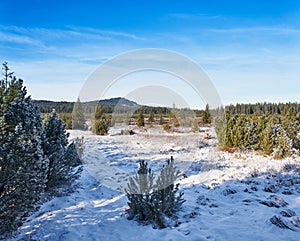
[1,0,300,108]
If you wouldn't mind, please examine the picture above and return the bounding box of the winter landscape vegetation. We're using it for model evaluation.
[1,1,300,240]
[1,62,300,241]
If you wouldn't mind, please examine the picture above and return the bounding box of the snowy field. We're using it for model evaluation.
[9,126,300,241]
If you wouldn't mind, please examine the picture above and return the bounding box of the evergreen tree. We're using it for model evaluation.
[215,115,225,146]
[148,112,154,124]
[259,122,275,155]
[152,156,184,227]
[94,104,104,120]
[72,97,86,130]
[43,110,69,189]
[273,124,293,159]
[92,104,109,135]
[224,115,236,148]
[0,63,48,234]
[201,104,211,125]
[159,114,164,125]
[60,113,72,129]
[126,157,184,228]
[126,161,155,222]
[137,108,145,127]
[44,110,82,190]
[0,63,82,235]
[93,118,109,135]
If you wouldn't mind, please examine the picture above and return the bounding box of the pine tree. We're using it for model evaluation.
[125,157,184,228]
[148,112,154,124]
[0,63,48,234]
[72,97,86,130]
[43,110,70,189]
[215,111,227,147]
[224,115,235,148]
[233,115,247,150]
[153,156,184,227]
[159,114,164,125]
[273,124,293,159]
[93,118,109,135]
[92,104,109,135]
[259,122,275,155]
[201,104,211,125]
[0,63,82,235]
[137,108,145,127]
[126,161,155,222]
[94,104,104,120]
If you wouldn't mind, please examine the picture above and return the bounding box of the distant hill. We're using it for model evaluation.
[99,97,138,107]
[34,97,139,113]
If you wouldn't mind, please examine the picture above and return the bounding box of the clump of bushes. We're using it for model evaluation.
[125,157,185,228]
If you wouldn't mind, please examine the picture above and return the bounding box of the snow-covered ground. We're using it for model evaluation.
[9,126,300,241]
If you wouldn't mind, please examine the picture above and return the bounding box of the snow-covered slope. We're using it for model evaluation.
[9,126,300,241]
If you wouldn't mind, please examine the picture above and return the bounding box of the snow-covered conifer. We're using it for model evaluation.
[0,63,48,234]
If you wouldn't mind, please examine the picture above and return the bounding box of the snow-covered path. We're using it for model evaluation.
[9,127,300,241]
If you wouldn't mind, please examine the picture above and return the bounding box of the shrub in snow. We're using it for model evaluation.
[92,104,109,135]
[125,157,185,228]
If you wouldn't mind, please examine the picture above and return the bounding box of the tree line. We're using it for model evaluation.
[225,102,300,115]
[216,103,300,159]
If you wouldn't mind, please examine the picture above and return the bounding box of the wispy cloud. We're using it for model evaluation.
[0,25,146,47]
[168,13,221,20]
[67,26,146,41]
[0,25,147,64]
[208,26,300,35]
[0,30,43,46]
